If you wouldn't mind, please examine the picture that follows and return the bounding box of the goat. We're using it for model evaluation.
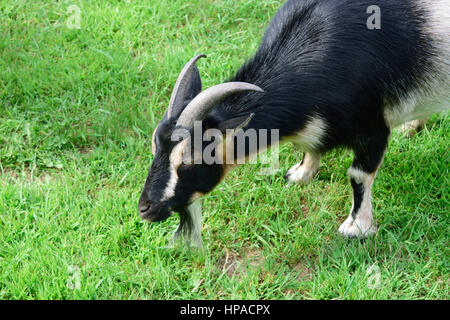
[139,0,449,247]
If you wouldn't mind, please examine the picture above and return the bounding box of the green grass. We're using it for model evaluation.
[0,0,448,299]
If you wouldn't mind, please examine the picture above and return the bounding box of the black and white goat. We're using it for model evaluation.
[139,0,449,246]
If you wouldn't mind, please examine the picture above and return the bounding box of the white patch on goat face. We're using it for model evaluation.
[384,0,450,128]
[151,125,158,155]
[291,116,327,152]
[161,139,188,201]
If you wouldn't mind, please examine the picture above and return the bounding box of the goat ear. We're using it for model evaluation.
[217,113,255,133]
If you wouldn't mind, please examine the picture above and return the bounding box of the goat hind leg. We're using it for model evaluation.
[400,118,428,137]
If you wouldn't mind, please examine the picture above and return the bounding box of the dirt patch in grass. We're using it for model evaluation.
[79,146,94,155]
[293,261,313,281]
[1,167,61,184]
[282,261,314,298]
[218,247,266,279]
[300,197,310,216]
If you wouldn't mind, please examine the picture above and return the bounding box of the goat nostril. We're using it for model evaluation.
[138,203,151,214]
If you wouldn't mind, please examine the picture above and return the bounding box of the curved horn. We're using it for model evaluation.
[167,54,206,119]
[176,82,264,128]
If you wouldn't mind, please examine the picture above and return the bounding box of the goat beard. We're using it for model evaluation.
[172,199,203,249]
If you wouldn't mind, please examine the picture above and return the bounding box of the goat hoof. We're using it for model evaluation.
[284,163,316,185]
[338,215,377,238]
[399,119,427,138]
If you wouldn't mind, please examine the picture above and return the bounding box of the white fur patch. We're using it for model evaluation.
[161,168,177,201]
[161,139,188,201]
[347,167,374,186]
[338,213,377,238]
[286,152,320,185]
[291,116,328,152]
[384,0,450,127]
[152,125,158,155]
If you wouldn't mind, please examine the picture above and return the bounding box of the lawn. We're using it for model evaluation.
[0,0,448,299]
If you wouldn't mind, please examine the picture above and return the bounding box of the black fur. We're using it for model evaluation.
[350,178,365,219]
[209,0,434,153]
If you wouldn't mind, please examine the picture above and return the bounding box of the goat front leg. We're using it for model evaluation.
[339,131,389,238]
[285,152,320,186]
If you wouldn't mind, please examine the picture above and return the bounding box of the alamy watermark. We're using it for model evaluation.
[171,121,280,175]
[67,4,81,29]
[367,5,381,30]
[67,265,81,290]
[366,264,381,289]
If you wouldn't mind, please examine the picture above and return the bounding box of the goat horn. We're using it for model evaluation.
[167,54,206,119]
[176,82,264,128]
